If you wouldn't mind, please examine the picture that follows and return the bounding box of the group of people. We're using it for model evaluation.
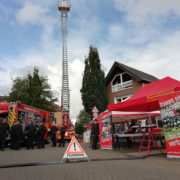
[0,118,47,151]
[0,118,67,151]
[25,121,47,150]
[115,120,137,150]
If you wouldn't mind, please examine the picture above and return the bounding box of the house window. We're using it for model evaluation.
[114,94,133,104]
[112,73,132,92]
[112,75,121,85]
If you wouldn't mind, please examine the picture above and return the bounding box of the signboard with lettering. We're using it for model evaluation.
[92,106,99,120]
[99,112,113,150]
[61,136,89,162]
[159,92,180,159]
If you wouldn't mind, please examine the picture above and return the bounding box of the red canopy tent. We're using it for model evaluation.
[108,77,180,112]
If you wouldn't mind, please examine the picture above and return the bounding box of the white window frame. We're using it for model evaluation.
[114,94,133,104]
[111,73,133,93]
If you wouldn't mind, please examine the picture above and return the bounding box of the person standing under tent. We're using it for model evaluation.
[125,121,136,148]
[116,123,125,150]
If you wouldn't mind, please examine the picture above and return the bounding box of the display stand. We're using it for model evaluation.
[138,127,163,154]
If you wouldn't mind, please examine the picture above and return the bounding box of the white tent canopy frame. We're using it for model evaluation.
[110,111,160,123]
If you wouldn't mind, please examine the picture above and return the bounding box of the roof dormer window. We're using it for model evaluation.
[112,73,132,92]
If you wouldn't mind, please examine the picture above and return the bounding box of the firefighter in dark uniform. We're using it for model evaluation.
[50,122,58,147]
[0,119,6,151]
[91,119,99,150]
[14,120,23,150]
[25,120,36,149]
[4,119,10,147]
[10,121,16,149]
[37,122,46,149]
[58,124,66,147]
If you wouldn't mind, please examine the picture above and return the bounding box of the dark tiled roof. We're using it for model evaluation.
[106,61,158,83]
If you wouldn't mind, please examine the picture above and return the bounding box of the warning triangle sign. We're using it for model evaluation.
[61,136,90,162]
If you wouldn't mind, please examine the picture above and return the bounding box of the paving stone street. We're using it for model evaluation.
[0,144,180,180]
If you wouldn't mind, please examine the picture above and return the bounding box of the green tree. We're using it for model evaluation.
[75,109,91,135]
[77,109,91,125]
[80,46,108,115]
[75,122,86,135]
[9,68,57,111]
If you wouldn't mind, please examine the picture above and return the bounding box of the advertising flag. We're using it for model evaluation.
[99,112,113,150]
[159,92,180,158]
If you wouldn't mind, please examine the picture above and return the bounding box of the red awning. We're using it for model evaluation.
[108,77,180,112]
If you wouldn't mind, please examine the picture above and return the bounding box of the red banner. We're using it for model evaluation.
[99,112,113,150]
[159,92,180,159]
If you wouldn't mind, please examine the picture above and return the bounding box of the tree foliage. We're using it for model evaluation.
[77,109,91,125]
[9,68,57,111]
[75,122,86,135]
[80,46,108,115]
[75,109,91,135]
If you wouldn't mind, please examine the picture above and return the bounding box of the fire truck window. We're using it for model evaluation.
[37,115,41,124]
[50,113,54,122]
[17,110,25,122]
[34,114,41,125]
[17,110,26,131]
[43,115,46,122]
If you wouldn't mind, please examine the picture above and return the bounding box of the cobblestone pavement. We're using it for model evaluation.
[0,144,180,180]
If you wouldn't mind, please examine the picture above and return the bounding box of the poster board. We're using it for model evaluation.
[83,129,91,143]
[159,92,180,159]
[99,112,113,150]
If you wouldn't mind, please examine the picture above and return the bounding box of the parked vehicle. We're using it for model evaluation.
[0,102,54,143]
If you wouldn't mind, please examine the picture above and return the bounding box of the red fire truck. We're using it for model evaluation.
[0,101,75,143]
[57,113,75,142]
[0,101,9,117]
[0,101,9,112]
[6,102,54,142]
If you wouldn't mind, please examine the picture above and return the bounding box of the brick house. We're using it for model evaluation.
[51,103,63,126]
[106,61,158,105]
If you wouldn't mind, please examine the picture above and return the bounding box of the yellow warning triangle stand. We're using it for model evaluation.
[61,136,90,163]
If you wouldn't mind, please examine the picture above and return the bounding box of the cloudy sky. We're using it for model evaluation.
[0,0,180,120]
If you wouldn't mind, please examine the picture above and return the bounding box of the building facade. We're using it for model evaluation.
[106,61,158,105]
[51,104,63,126]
